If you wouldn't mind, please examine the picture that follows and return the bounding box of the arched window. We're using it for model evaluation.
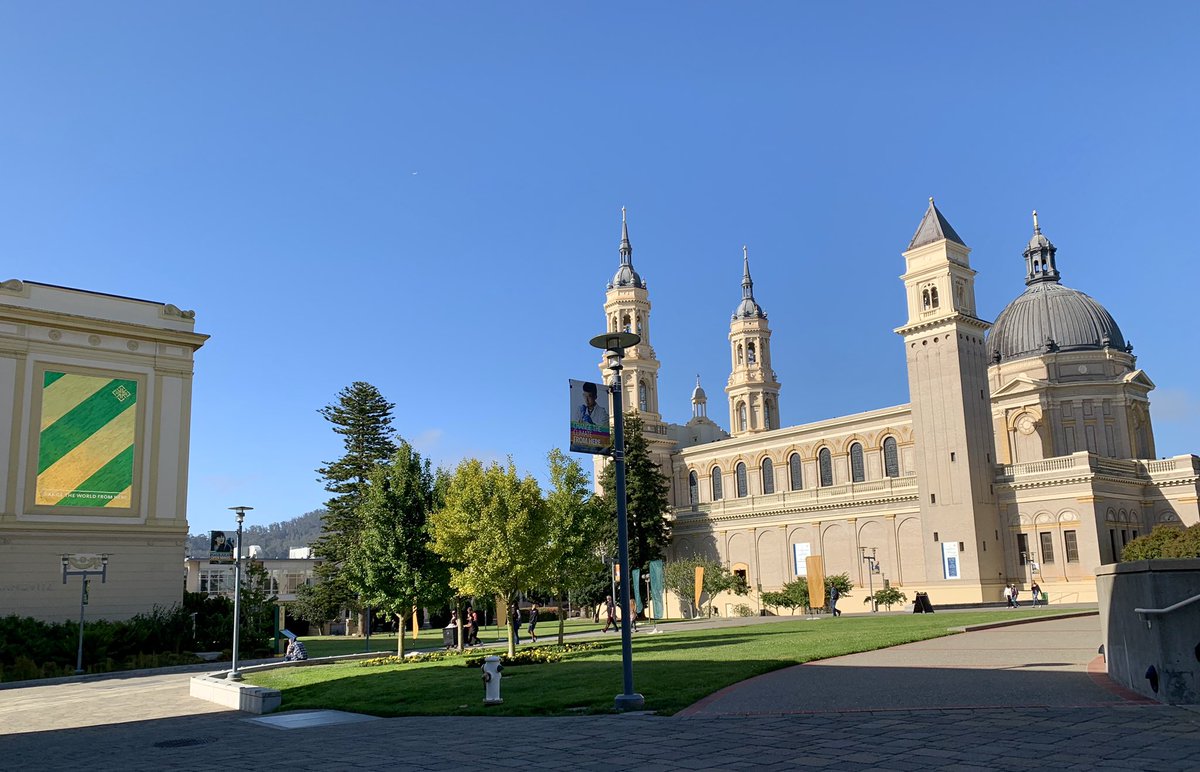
[738,402,747,432]
[711,467,723,501]
[622,314,631,333]
[747,342,756,363]
[736,343,744,365]
[761,458,775,494]
[819,448,833,487]
[688,471,698,505]
[736,462,748,497]
[883,437,899,478]
[922,288,931,309]
[763,398,773,430]
[611,314,618,332]
[930,286,939,308]
[636,313,643,335]
[639,381,648,411]
[789,453,803,490]
[850,442,865,483]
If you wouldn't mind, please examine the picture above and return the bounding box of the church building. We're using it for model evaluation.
[596,201,1199,610]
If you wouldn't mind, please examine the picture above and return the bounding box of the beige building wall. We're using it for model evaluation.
[0,280,207,621]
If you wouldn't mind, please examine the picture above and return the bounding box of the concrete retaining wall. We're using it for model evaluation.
[1097,559,1200,704]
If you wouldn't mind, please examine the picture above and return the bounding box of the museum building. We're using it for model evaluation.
[596,202,1199,611]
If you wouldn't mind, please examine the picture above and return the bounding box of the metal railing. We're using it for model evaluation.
[1134,592,1200,628]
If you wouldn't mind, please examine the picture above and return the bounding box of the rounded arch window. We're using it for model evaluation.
[738,402,747,432]
[850,442,865,483]
[688,471,698,505]
[761,458,775,494]
[736,462,748,497]
[639,381,648,411]
[710,467,723,501]
[789,453,803,490]
[747,342,757,363]
[763,398,773,430]
[818,448,833,487]
[736,343,744,365]
[883,437,899,478]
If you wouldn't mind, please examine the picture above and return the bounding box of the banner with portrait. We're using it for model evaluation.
[569,379,611,454]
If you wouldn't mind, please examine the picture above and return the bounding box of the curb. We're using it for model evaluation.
[950,609,1098,633]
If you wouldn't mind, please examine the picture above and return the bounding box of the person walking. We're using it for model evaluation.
[1011,585,1021,607]
[828,584,842,617]
[527,604,540,644]
[509,602,522,646]
[1003,584,1014,608]
[1030,581,1042,607]
[602,595,619,632]
[465,606,480,646]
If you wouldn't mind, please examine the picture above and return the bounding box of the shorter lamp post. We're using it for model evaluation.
[861,547,880,612]
[228,505,252,681]
[1019,550,1038,588]
[61,553,109,675]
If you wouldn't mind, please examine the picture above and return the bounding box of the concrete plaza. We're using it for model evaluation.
[2,613,1198,771]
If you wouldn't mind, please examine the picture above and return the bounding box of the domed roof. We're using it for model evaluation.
[691,375,707,403]
[988,214,1128,364]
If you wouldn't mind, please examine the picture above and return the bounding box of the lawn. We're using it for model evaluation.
[249,609,1066,716]
[300,616,610,658]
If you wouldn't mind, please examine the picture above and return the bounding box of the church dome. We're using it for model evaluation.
[732,246,766,320]
[988,213,1127,364]
[609,263,644,289]
[691,378,707,402]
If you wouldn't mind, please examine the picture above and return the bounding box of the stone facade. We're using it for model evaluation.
[0,280,207,621]
[593,204,1200,614]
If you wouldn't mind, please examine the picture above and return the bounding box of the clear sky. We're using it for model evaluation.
[2,3,1197,536]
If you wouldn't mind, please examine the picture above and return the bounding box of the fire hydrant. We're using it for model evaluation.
[481,655,504,705]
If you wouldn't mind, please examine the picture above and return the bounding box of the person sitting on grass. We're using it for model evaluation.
[284,638,308,661]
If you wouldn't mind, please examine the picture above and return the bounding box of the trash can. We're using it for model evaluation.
[912,592,934,613]
[442,626,457,649]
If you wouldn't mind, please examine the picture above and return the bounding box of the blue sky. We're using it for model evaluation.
[2,3,1197,536]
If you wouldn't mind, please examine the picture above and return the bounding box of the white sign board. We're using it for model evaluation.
[792,543,811,576]
[941,541,960,579]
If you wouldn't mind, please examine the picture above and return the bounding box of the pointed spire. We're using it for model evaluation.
[607,207,645,289]
[1023,208,1060,285]
[908,197,967,250]
[619,206,632,264]
[732,245,766,319]
[741,245,754,299]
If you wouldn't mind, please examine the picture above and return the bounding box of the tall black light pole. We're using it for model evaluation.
[590,330,645,712]
[228,505,252,681]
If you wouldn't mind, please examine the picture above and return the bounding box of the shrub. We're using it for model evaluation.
[865,587,908,610]
[1122,524,1200,561]
[464,642,599,669]
[732,603,755,617]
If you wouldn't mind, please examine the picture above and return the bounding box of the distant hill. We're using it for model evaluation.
[187,509,326,559]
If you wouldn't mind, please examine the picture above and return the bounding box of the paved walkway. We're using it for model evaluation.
[2,613,1199,771]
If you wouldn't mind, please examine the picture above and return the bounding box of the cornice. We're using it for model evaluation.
[0,306,208,348]
[895,312,991,337]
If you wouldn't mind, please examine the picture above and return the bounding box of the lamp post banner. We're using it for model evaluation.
[649,559,665,619]
[209,530,236,564]
[569,379,611,454]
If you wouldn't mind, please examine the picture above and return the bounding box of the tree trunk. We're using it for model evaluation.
[396,613,405,657]
[557,592,565,646]
[505,597,516,657]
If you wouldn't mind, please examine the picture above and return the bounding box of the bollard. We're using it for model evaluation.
[481,655,504,705]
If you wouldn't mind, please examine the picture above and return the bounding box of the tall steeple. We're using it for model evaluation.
[896,197,1002,597]
[1023,210,1061,285]
[601,208,660,420]
[726,245,780,436]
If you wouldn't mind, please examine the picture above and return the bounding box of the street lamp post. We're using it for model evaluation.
[1020,550,1039,589]
[227,506,253,681]
[861,548,880,612]
[61,554,109,675]
[590,330,645,712]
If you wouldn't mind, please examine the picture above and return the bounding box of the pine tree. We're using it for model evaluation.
[311,382,397,614]
[597,411,672,572]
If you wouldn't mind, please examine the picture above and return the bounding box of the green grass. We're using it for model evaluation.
[249,609,1066,717]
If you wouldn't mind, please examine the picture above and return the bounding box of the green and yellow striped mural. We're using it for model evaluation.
[36,371,138,508]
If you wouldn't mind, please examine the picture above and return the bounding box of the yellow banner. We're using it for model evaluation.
[694,566,704,608]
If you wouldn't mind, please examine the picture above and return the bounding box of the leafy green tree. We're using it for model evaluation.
[866,586,908,610]
[312,382,397,621]
[663,556,747,618]
[597,411,671,574]
[290,582,343,635]
[428,458,550,656]
[542,449,614,644]
[758,574,853,614]
[344,442,450,656]
[1122,524,1200,561]
[238,561,278,656]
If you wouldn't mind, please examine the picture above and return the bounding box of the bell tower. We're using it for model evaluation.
[600,208,662,424]
[726,246,780,437]
[895,198,1002,597]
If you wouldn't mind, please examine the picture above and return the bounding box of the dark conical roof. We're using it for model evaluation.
[608,207,645,290]
[732,246,766,320]
[908,198,967,250]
